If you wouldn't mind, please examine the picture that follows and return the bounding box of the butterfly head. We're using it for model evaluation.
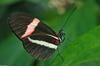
[58,29,65,43]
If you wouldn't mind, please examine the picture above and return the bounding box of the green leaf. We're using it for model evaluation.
[63,26,100,66]
[51,26,100,66]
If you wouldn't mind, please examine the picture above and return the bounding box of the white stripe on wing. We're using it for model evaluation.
[28,37,57,49]
[46,34,58,39]
[46,34,61,42]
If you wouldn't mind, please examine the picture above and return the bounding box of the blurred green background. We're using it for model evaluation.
[0,0,100,66]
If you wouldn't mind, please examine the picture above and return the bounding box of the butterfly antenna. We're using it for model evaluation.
[59,6,77,32]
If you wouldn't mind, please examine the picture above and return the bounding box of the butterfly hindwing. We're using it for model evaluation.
[22,34,57,60]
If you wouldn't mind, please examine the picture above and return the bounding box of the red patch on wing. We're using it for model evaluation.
[52,38,59,45]
[21,18,40,39]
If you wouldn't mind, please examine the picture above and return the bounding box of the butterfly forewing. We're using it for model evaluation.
[8,12,33,38]
[23,35,56,60]
[8,12,58,39]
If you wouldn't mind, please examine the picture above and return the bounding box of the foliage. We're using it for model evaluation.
[0,0,100,66]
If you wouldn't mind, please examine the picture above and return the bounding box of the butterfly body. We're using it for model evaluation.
[8,12,64,60]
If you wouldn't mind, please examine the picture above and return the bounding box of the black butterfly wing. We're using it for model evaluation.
[35,22,57,37]
[23,34,58,60]
[8,12,59,60]
[8,12,57,39]
[8,12,33,39]
[23,42,55,60]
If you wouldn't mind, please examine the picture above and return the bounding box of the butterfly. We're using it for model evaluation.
[8,12,65,60]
